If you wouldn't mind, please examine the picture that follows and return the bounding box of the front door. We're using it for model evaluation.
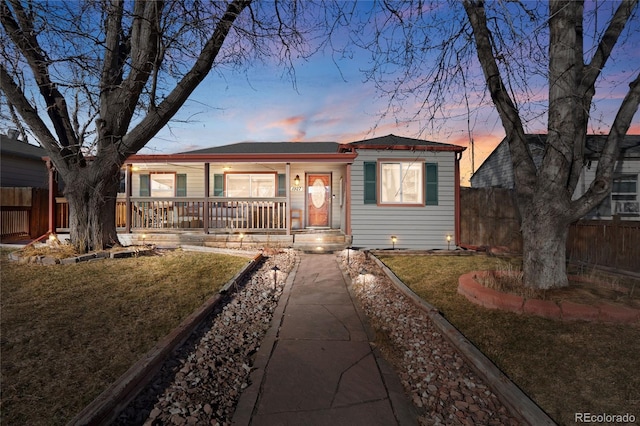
[307,173,331,227]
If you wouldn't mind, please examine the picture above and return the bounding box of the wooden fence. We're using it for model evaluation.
[0,187,49,240]
[567,220,640,272]
[460,187,640,272]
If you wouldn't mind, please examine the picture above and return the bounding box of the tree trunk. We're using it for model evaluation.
[519,194,570,289]
[65,168,120,253]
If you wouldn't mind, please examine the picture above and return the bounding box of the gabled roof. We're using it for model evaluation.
[470,133,640,188]
[343,134,466,152]
[0,134,46,160]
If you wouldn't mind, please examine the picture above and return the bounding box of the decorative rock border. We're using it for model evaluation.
[458,271,640,324]
[368,255,556,426]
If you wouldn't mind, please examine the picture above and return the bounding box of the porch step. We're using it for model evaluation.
[292,232,351,253]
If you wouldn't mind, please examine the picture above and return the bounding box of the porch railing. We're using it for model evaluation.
[55,197,289,232]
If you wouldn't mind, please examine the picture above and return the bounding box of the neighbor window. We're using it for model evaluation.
[380,162,424,205]
[226,174,276,197]
[612,175,639,217]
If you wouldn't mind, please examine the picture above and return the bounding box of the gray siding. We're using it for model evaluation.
[350,149,457,250]
[1,155,49,188]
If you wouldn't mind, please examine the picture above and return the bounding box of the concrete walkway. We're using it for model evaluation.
[233,253,417,426]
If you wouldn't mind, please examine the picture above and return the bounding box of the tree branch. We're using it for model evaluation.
[570,72,640,219]
[121,0,251,159]
[462,0,537,195]
[1,0,79,151]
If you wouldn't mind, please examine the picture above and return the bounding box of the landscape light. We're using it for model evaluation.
[271,265,280,289]
[239,232,244,248]
[391,235,397,250]
[446,235,452,250]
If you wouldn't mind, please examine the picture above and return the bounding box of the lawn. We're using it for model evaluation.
[377,254,640,426]
[0,248,249,426]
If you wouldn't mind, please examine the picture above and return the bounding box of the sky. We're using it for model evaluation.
[139,1,640,187]
[5,1,639,187]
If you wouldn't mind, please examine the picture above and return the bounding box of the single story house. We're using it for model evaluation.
[51,134,466,250]
[470,134,640,220]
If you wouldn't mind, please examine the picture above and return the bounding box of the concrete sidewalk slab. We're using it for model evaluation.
[233,253,417,426]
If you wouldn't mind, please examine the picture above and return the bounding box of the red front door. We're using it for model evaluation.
[307,174,330,227]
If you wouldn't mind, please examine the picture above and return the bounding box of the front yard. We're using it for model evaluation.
[0,249,248,426]
[378,254,640,425]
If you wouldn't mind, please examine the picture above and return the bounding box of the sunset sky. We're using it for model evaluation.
[128,4,639,186]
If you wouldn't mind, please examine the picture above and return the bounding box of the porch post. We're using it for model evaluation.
[454,152,461,246]
[46,159,55,234]
[125,164,132,232]
[204,163,210,233]
[286,162,291,235]
[344,163,352,236]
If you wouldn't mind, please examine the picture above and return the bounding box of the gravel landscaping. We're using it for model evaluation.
[115,250,296,426]
[340,250,521,426]
[113,249,522,425]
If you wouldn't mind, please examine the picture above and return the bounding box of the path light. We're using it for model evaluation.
[446,234,452,250]
[271,265,280,289]
[239,232,245,248]
[359,267,368,287]
[391,235,397,250]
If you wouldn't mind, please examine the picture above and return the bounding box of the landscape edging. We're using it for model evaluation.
[458,271,640,324]
[68,253,264,426]
[369,254,556,426]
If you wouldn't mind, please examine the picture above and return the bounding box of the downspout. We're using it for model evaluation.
[455,152,462,246]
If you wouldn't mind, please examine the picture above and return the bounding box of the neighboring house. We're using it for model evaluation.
[1,131,52,239]
[1,131,49,188]
[51,134,466,250]
[470,134,640,220]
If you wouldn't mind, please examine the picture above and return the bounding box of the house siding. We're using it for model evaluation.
[130,163,205,197]
[129,161,346,229]
[576,158,640,219]
[1,155,49,188]
[351,149,456,250]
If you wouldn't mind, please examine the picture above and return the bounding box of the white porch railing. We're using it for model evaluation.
[55,197,289,232]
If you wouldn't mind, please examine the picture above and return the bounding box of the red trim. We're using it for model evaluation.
[455,153,462,246]
[124,152,358,164]
[347,144,466,152]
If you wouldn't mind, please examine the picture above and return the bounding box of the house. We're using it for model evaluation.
[1,131,49,188]
[1,131,56,239]
[51,134,466,250]
[470,134,640,220]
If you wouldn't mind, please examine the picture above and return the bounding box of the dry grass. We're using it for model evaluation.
[0,248,249,426]
[378,254,640,426]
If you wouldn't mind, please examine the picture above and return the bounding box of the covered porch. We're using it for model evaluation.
[50,144,356,249]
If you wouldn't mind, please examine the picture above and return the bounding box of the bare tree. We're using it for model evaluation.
[1,0,320,252]
[354,0,640,289]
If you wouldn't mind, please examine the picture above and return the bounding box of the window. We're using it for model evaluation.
[226,174,275,197]
[612,175,639,217]
[380,161,424,205]
[149,173,175,197]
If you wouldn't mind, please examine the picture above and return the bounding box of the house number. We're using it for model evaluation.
[290,186,303,191]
